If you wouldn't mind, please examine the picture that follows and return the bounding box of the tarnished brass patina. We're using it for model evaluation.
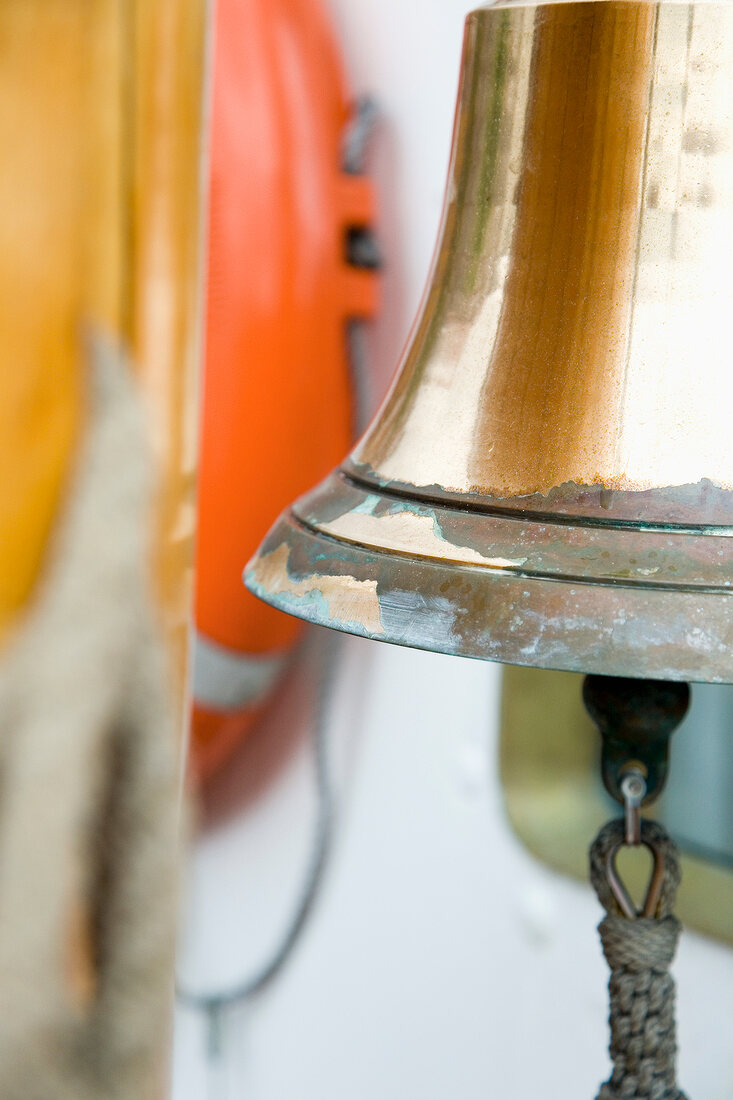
[246,0,733,683]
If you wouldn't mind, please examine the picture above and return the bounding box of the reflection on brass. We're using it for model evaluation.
[355,0,733,496]
[469,2,655,493]
[246,1,733,683]
[499,666,733,945]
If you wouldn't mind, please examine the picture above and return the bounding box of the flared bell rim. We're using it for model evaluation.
[244,467,733,684]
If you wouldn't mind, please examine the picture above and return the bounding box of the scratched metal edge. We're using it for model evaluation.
[244,485,733,684]
[292,471,733,592]
[344,460,733,531]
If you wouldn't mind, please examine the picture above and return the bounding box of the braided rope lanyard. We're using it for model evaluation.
[590,814,688,1100]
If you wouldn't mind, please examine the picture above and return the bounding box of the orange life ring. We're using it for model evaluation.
[191,0,378,782]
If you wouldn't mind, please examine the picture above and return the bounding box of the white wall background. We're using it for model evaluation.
[173,2,733,1097]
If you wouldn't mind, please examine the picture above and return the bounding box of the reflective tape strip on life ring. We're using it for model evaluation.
[193,634,289,712]
[191,635,292,779]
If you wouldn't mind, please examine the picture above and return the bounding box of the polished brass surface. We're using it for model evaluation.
[246,0,733,682]
[356,0,733,497]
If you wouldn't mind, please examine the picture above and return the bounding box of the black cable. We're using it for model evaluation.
[176,630,340,1059]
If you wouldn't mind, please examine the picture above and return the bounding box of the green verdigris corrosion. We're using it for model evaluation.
[245,469,733,684]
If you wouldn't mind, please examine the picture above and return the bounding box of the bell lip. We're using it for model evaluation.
[244,470,733,685]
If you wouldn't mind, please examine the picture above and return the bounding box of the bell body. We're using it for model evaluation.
[247,0,733,683]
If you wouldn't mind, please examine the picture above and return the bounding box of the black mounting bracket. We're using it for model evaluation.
[582,675,690,806]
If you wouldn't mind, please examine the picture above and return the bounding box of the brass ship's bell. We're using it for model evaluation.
[246,0,733,684]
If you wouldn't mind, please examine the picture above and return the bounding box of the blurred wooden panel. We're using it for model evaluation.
[0,0,207,1043]
[0,2,88,642]
[130,0,208,712]
[84,0,126,334]
[0,0,206,698]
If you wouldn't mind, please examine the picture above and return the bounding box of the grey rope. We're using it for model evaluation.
[590,819,688,1100]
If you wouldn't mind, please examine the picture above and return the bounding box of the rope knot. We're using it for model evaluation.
[590,820,688,1100]
[599,914,680,973]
